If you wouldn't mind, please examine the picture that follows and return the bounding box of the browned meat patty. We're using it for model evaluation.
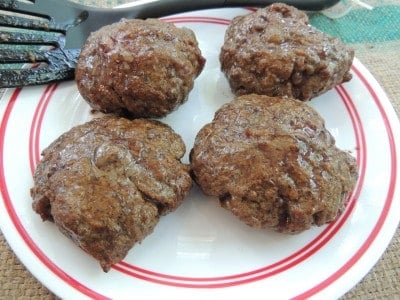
[190,94,358,234]
[220,3,354,100]
[31,116,192,271]
[75,18,205,118]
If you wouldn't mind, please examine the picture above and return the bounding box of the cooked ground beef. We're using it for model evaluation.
[220,3,354,100]
[76,18,205,118]
[31,116,192,271]
[190,94,358,234]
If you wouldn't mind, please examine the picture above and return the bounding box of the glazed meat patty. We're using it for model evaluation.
[76,18,205,118]
[31,116,192,271]
[220,3,354,100]
[190,94,358,234]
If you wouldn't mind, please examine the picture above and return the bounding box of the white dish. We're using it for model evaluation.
[1,8,400,300]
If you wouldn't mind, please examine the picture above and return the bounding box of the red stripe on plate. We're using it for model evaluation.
[29,84,58,174]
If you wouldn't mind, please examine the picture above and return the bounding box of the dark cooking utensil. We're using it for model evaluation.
[0,0,340,88]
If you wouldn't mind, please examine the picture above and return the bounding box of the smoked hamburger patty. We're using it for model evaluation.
[76,18,205,118]
[190,94,358,234]
[220,3,354,100]
[31,116,192,271]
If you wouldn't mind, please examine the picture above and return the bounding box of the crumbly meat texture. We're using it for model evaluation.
[31,116,192,271]
[220,3,354,100]
[190,94,358,234]
[75,18,205,118]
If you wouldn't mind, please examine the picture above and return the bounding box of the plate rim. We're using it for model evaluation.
[1,9,399,299]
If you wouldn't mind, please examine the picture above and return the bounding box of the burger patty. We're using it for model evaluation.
[31,116,192,271]
[190,94,358,234]
[220,3,354,100]
[76,18,205,118]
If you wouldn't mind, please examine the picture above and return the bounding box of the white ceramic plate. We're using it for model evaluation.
[1,8,400,300]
